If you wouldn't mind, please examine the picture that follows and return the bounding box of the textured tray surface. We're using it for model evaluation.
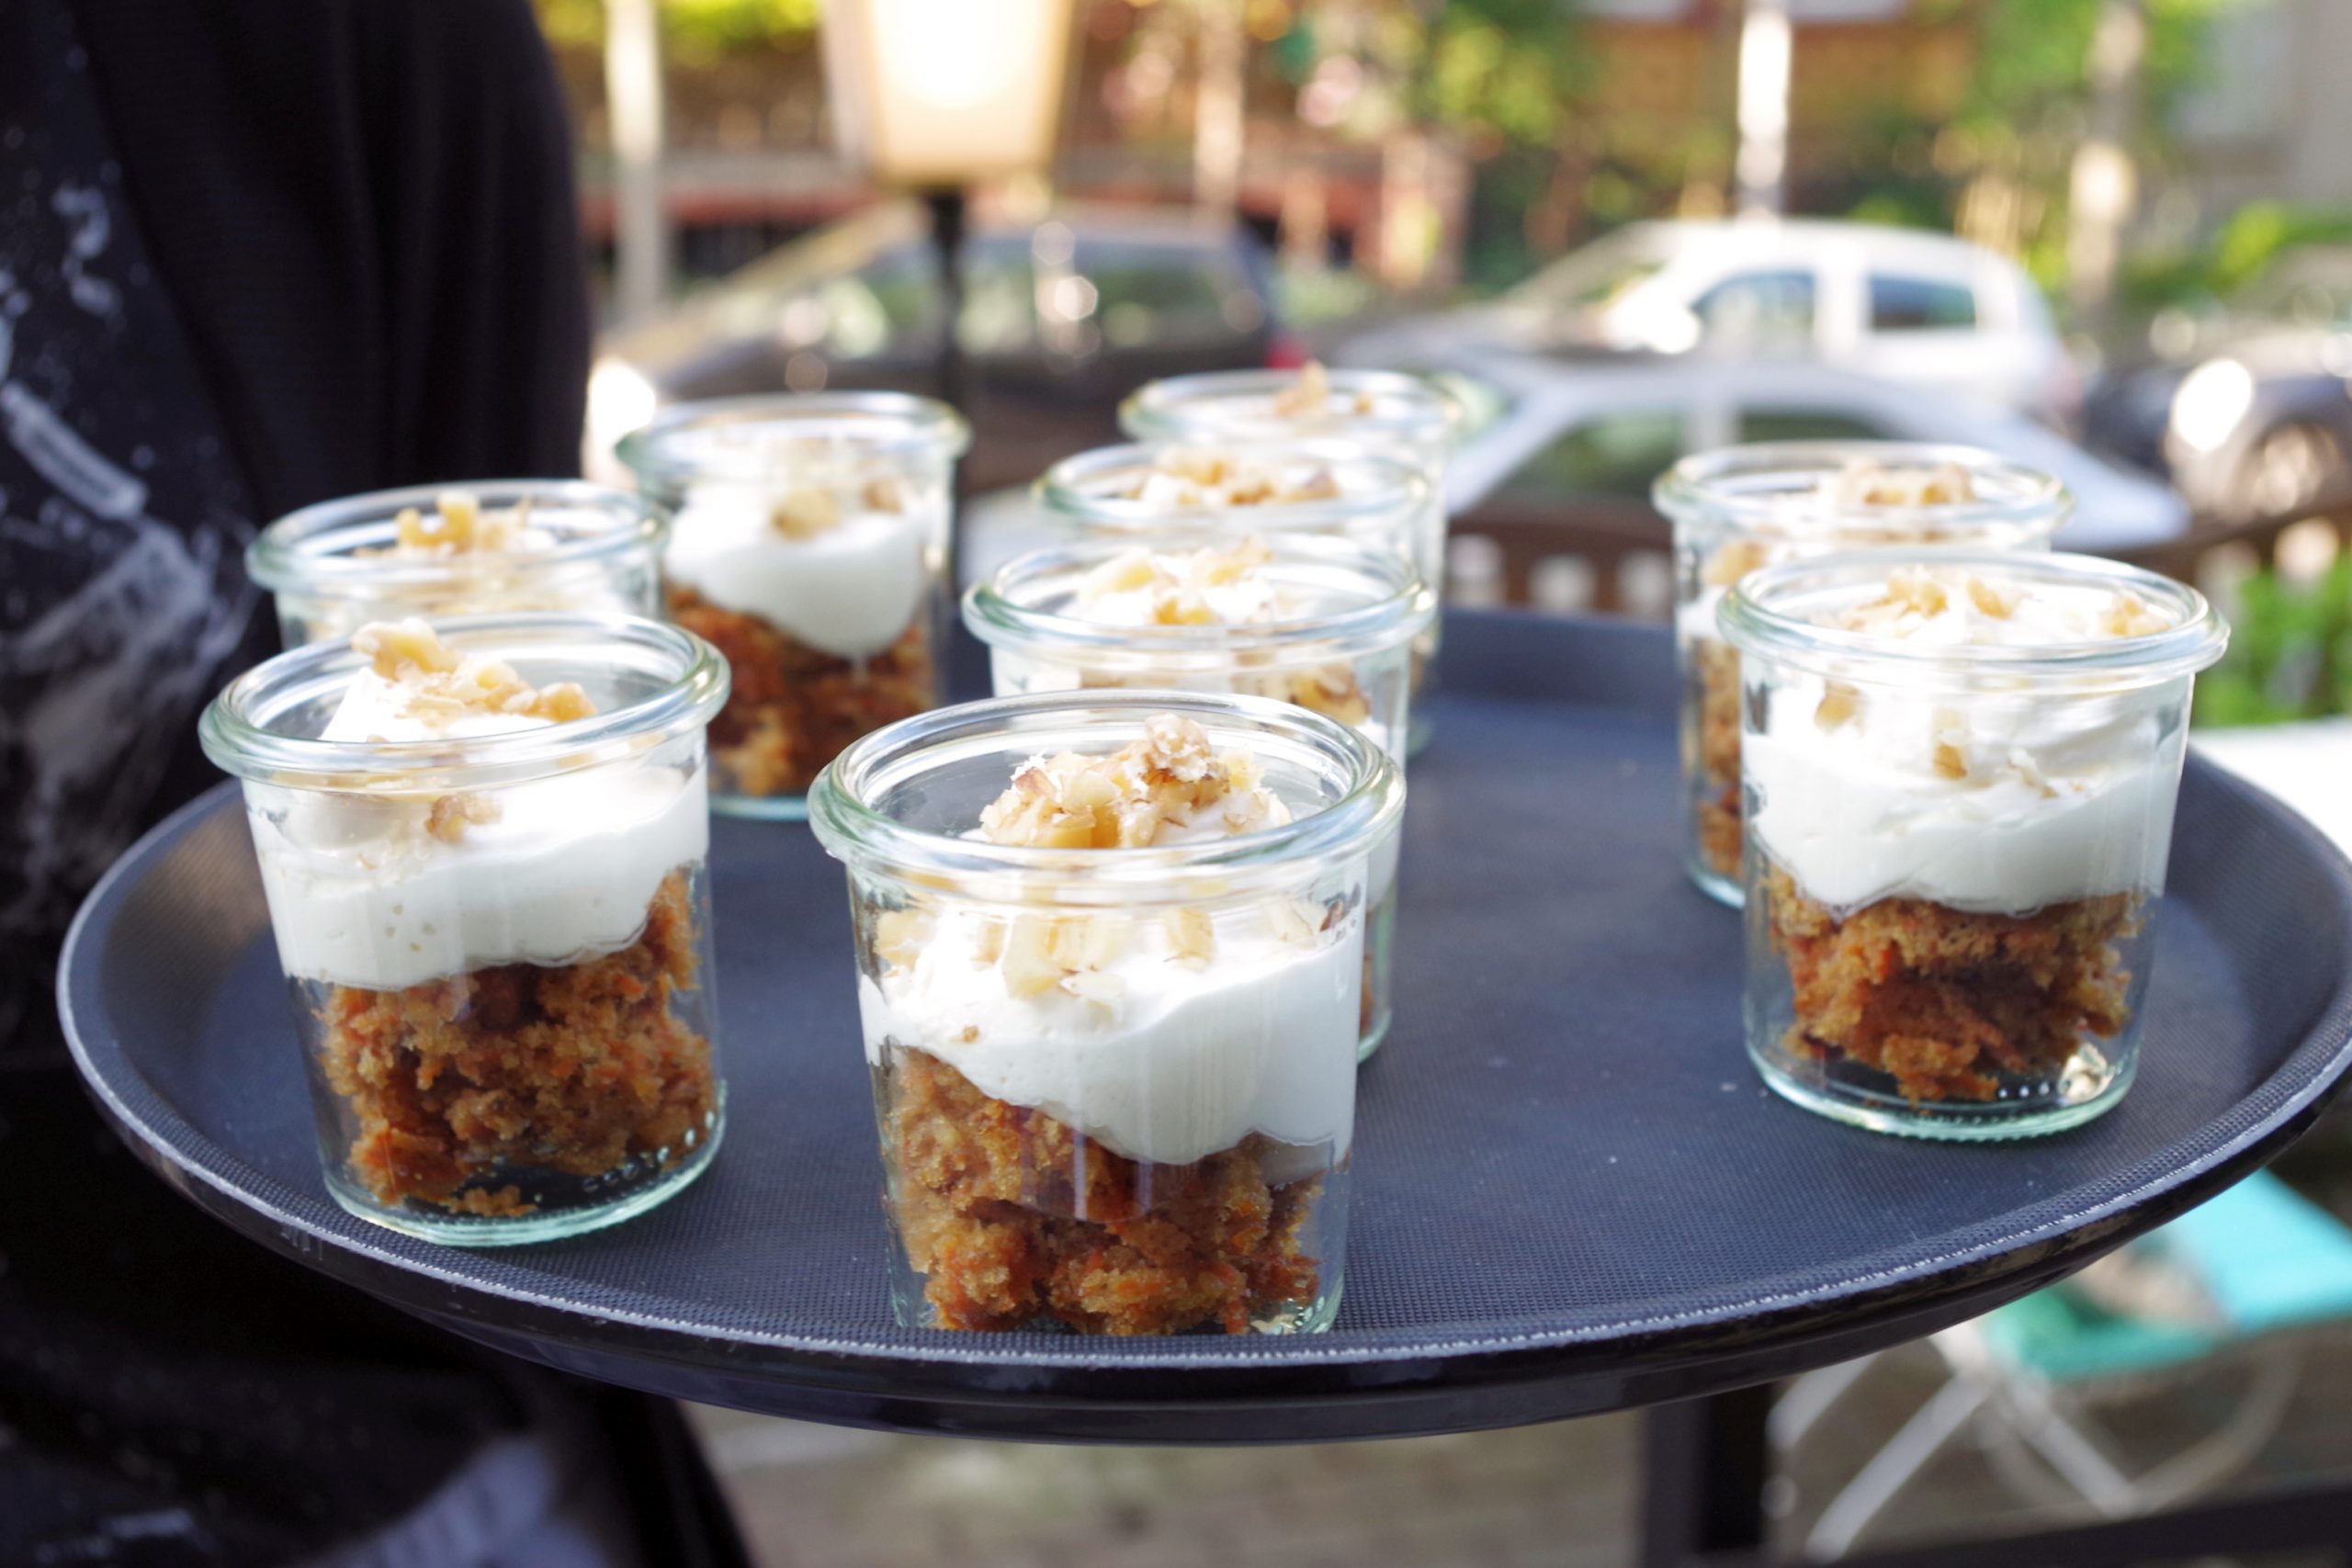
[61,615,2352,1440]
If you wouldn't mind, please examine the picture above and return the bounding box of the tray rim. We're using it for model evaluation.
[59,613,2352,1429]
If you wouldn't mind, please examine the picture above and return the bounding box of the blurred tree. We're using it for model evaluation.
[1917,0,2228,311]
[538,0,820,63]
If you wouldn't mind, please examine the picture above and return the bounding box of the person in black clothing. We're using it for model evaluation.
[0,4,658,1562]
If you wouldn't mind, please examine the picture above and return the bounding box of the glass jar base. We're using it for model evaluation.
[322,1118,724,1247]
[1751,1047,2135,1141]
[1356,1008,1395,1064]
[1686,855,1744,908]
[885,1266,1343,1335]
[712,790,811,823]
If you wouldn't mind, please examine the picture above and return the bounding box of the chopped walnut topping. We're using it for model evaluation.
[1930,706,1970,781]
[1702,537,1773,590]
[1283,663,1372,726]
[771,486,842,539]
[1164,908,1216,967]
[1837,567,1953,632]
[875,908,933,970]
[1272,359,1332,417]
[1827,459,1977,508]
[1264,897,1318,944]
[350,620,598,728]
[1078,536,1277,626]
[424,792,503,844]
[378,490,541,558]
[977,714,1287,850]
[997,912,1131,1002]
[1269,359,1376,419]
[1815,682,1861,731]
[863,476,905,513]
[1966,575,2020,619]
[2098,592,2169,637]
[1124,449,1343,509]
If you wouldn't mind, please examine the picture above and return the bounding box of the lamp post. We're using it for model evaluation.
[822,0,1076,417]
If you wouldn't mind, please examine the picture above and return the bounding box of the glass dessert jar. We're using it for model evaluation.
[809,691,1406,1334]
[1121,367,1463,752]
[617,392,970,818]
[199,612,732,1243]
[1118,363,1462,570]
[1037,440,1431,588]
[1719,550,2228,1140]
[247,480,669,648]
[1657,443,2069,908]
[964,533,1433,1060]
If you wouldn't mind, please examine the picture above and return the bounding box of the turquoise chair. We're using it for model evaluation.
[1770,1170,2352,1557]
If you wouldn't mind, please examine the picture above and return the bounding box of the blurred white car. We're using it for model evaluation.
[959,351,2184,592]
[1343,219,2075,421]
[1445,351,2183,551]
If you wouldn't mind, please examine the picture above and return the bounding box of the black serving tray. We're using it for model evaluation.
[61,615,2352,1444]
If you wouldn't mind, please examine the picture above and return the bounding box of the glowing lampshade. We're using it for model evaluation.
[822,0,1075,186]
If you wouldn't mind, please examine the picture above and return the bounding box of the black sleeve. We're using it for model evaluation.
[71,0,591,519]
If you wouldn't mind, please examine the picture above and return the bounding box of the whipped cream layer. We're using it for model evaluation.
[860,904,1361,1167]
[854,716,1363,1166]
[665,478,932,660]
[1743,568,2183,914]
[255,627,708,990]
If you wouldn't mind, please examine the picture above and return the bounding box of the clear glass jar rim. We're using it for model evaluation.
[1653,441,2070,536]
[1035,442,1432,532]
[616,391,972,487]
[246,479,669,593]
[1717,547,2228,682]
[963,534,1437,660]
[1121,367,1466,441]
[199,611,729,789]
[808,688,1406,891]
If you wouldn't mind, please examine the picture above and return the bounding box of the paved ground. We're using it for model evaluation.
[689,1329,2352,1568]
[691,1117,2352,1568]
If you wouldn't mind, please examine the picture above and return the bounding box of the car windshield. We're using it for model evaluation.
[1507,231,1666,313]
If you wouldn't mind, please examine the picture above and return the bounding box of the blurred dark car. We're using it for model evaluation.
[589,201,1292,489]
[2086,247,2352,521]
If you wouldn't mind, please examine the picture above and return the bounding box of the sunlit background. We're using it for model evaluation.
[536,2,2352,1561]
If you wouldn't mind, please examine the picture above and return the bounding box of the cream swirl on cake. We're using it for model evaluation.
[1738,564,2182,915]
[254,620,707,990]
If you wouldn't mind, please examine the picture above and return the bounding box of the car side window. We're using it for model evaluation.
[1499,409,1687,501]
[1736,410,1890,444]
[1868,275,1978,332]
[1691,270,1815,342]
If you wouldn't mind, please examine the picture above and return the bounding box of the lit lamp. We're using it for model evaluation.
[823,0,1075,413]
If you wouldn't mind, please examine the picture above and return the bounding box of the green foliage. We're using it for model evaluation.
[1404,0,1586,151]
[2209,202,2352,296]
[2196,555,2352,726]
[536,0,821,60]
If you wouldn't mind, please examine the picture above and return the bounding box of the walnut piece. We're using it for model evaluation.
[875,908,933,970]
[1930,706,1970,781]
[1702,537,1772,591]
[1078,535,1276,627]
[771,486,842,539]
[1828,459,1977,508]
[1125,449,1343,509]
[424,792,502,844]
[2098,592,2168,638]
[1271,359,1332,417]
[977,713,1287,850]
[384,490,537,557]
[1815,681,1861,731]
[351,619,598,728]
